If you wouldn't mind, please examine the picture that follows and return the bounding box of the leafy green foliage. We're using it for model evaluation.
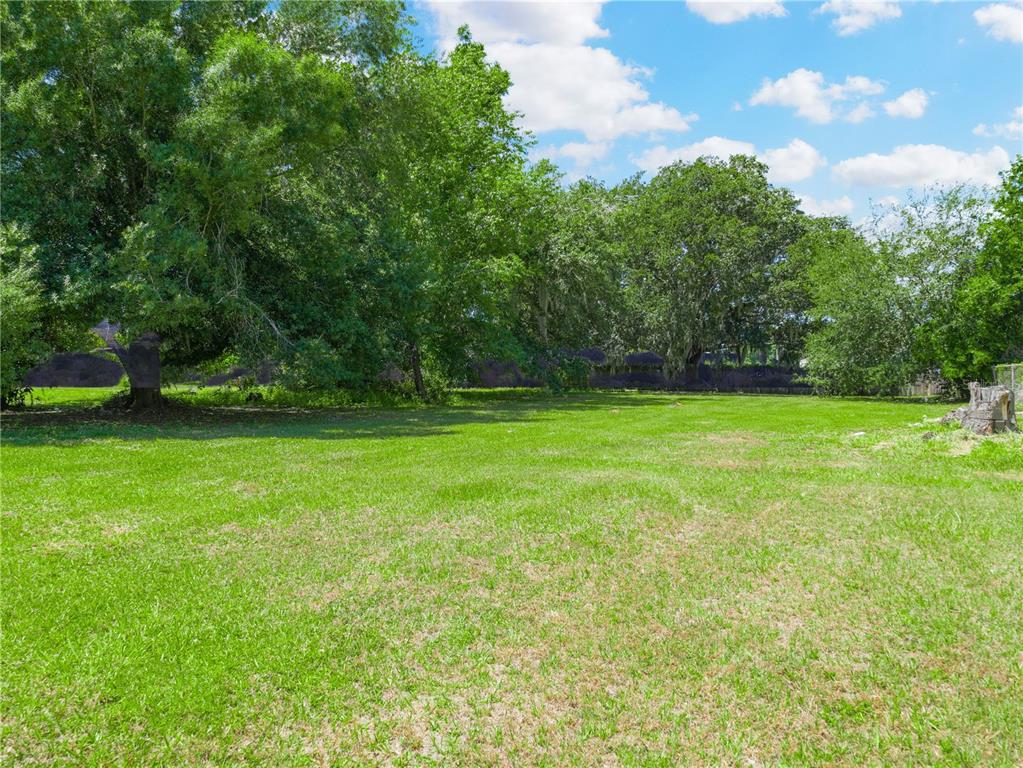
[1,1,1018,400]
[800,173,1020,396]
[0,225,47,405]
[926,158,1023,385]
[1,0,415,389]
[515,172,632,354]
[383,28,536,383]
[625,156,804,373]
[801,225,918,395]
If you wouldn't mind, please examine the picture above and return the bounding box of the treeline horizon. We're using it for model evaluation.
[2,1,1021,407]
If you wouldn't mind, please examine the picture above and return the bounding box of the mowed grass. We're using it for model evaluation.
[2,391,1022,767]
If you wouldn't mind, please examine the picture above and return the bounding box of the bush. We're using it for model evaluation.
[170,384,404,410]
[278,338,358,391]
[1,226,48,407]
[804,331,915,396]
[528,351,590,392]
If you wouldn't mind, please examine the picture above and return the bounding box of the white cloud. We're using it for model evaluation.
[633,136,826,184]
[833,144,1011,187]
[426,2,695,143]
[686,1,786,24]
[762,139,827,183]
[845,103,875,124]
[973,105,1023,139]
[750,68,885,123]
[798,194,855,216]
[974,2,1023,43]
[633,136,756,173]
[817,1,902,36]
[883,88,929,119]
[426,1,608,47]
[489,42,696,141]
[534,140,611,167]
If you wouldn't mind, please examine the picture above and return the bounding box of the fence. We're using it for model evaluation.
[994,363,1023,401]
[900,378,943,398]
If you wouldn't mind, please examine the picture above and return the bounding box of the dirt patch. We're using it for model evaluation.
[948,436,980,456]
[690,456,764,470]
[702,432,768,447]
[977,470,1023,483]
[231,481,267,498]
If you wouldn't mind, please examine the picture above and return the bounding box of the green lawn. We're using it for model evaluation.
[3,391,1021,766]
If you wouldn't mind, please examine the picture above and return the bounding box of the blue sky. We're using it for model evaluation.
[410,1,1022,218]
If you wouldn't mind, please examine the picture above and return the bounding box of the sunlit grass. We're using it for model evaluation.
[3,392,1021,766]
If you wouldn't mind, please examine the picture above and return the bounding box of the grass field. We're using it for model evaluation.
[3,390,1022,766]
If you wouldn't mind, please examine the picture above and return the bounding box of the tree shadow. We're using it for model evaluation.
[1,390,676,447]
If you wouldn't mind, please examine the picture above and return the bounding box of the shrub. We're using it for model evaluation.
[1,226,48,407]
[278,338,357,391]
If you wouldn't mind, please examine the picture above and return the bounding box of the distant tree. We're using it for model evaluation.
[761,214,838,366]
[625,156,804,375]
[801,224,918,395]
[925,157,1023,387]
[799,178,1018,396]
[874,186,990,394]
[515,171,631,354]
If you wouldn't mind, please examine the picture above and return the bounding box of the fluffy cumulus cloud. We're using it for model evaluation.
[762,139,828,183]
[427,1,608,47]
[833,144,1011,187]
[883,88,929,119]
[845,103,875,124]
[974,2,1023,43]
[426,1,695,150]
[487,43,696,141]
[797,194,855,217]
[534,140,611,167]
[633,136,826,184]
[749,68,885,123]
[973,105,1023,140]
[633,136,756,172]
[816,1,901,36]
[685,0,786,24]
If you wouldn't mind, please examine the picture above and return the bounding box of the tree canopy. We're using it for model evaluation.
[2,1,1020,404]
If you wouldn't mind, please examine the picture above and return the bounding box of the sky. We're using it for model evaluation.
[408,0,1023,218]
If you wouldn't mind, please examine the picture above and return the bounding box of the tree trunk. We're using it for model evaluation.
[684,346,703,383]
[409,342,427,399]
[129,385,161,410]
[110,332,163,410]
[537,285,549,346]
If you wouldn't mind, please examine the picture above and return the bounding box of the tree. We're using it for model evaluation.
[112,28,360,402]
[926,158,1023,386]
[761,214,831,366]
[0,225,46,406]
[800,224,918,395]
[1,0,411,406]
[625,155,804,375]
[877,186,990,394]
[378,27,534,394]
[514,172,631,356]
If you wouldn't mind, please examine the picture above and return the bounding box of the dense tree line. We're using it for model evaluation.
[2,1,1020,406]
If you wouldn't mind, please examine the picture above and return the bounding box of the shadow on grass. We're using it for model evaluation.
[1,390,675,446]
